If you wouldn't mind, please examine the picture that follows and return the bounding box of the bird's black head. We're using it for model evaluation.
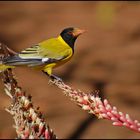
[60,27,85,50]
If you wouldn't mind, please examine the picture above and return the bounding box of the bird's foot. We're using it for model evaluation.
[42,71,63,83]
[50,74,63,82]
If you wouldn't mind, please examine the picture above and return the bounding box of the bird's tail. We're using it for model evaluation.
[0,64,15,72]
[0,56,15,72]
[0,43,17,72]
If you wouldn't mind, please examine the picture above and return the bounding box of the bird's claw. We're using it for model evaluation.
[50,74,63,82]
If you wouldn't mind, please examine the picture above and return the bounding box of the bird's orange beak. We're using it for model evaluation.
[73,28,86,37]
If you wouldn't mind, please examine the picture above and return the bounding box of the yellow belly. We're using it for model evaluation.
[42,54,73,75]
[55,55,73,68]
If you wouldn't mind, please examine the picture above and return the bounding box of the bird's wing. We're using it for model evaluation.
[4,38,72,67]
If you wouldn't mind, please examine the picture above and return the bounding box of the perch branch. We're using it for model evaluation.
[50,79,140,133]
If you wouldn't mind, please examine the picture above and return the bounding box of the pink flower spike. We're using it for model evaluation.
[120,116,126,122]
[98,104,104,109]
[113,122,123,126]
[83,95,89,101]
[111,110,120,117]
[126,114,133,125]
[50,79,140,133]
[90,96,95,101]
[119,111,124,116]
[29,108,34,115]
[105,104,112,111]
[134,120,139,124]
[45,129,50,139]
[107,112,114,118]
[113,106,117,111]
[123,122,130,127]
[1,44,57,139]
[82,105,90,110]
[94,108,100,114]
[21,134,26,139]
[98,107,106,113]
[39,122,44,131]
[24,98,30,107]
[24,128,29,139]
[81,99,88,105]
[77,97,83,103]
[36,118,41,125]
[95,97,102,105]
[103,99,109,106]
[32,112,37,121]
[130,125,138,131]
[101,113,111,120]
[111,117,118,122]
[29,135,34,139]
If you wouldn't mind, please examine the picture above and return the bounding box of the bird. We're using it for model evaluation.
[0,27,85,81]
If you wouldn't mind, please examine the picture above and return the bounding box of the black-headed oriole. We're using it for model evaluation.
[0,27,85,80]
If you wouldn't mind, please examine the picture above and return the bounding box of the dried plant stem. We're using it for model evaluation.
[0,43,56,139]
[50,79,140,133]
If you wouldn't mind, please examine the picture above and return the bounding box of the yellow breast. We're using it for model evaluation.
[42,36,74,75]
[55,53,73,68]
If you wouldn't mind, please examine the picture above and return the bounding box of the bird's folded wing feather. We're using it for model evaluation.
[3,38,72,66]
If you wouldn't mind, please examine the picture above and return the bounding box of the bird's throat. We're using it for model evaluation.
[58,35,76,51]
[57,36,69,46]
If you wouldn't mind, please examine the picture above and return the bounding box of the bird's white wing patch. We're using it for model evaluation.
[42,57,49,63]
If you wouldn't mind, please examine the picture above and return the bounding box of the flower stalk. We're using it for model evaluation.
[50,79,140,133]
[0,43,56,139]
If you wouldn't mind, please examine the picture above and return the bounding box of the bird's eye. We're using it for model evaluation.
[68,31,73,35]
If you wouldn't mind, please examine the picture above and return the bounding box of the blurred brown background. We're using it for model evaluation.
[0,1,140,139]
